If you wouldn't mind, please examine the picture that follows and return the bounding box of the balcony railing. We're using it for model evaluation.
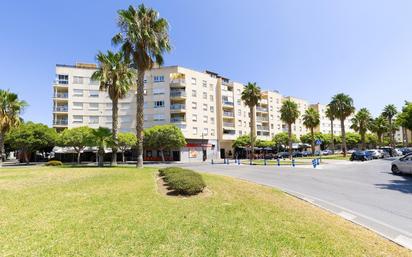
[54,106,68,112]
[223,122,235,128]
[257,126,270,131]
[256,107,268,112]
[223,111,234,117]
[170,104,186,110]
[257,116,269,122]
[53,79,69,85]
[170,78,186,87]
[170,90,186,98]
[171,117,186,123]
[257,131,270,136]
[54,93,68,98]
[223,129,236,135]
[53,119,68,125]
[222,101,234,106]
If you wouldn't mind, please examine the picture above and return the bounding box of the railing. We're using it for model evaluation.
[256,107,268,112]
[223,122,235,127]
[53,119,68,125]
[170,90,186,97]
[223,101,234,106]
[53,79,68,85]
[54,93,68,98]
[260,99,268,105]
[257,126,270,131]
[257,116,269,122]
[54,106,68,112]
[223,111,234,117]
[257,131,270,136]
[170,78,186,86]
[170,104,186,110]
[223,129,236,135]
[171,117,186,123]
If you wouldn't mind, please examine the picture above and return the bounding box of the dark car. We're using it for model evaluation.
[301,151,311,157]
[400,148,412,155]
[292,151,303,157]
[379,147,398,157]
[277,152,290,159]
[350,151,373,161]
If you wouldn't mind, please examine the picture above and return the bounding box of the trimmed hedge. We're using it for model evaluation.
[158,167,206,195]
[45,160,63,166]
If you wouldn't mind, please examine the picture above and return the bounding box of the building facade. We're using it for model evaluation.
[53,63,354,161]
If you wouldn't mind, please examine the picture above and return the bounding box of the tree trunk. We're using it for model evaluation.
[77,151,81,164]
[288,123,293,159]
[0,130,5,167]
[388,119,394,148]
[361,132,366,150]
[160,149,165,162]
[310,127,315,155]
[24,151,29,165]
[377,133,382,148]
[330,119,335,154]
[111,97,119,166]
[136,70,145,168]
[250,106,256,162]
[98,148,104,167]
[405,128,409,146]
[341,119,347,157]
[122,151,125,163]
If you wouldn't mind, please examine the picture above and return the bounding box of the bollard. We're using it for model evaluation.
[250,159,252,165]
[312,159,317,168]
[211,159,214,165]
[292,159,296,167]
[227,159,230,165]
[238,159,240,165]
[277,158,280,166]
[317,158,320,166]
[264,159,267,166]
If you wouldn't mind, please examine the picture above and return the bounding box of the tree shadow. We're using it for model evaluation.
[375,175,412,194]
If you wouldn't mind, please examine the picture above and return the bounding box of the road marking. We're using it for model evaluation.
[394,235,412,249]
[338,211,356,221]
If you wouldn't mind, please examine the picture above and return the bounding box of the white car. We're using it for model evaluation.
[391,154,412,175]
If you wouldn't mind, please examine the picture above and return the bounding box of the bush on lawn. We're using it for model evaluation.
[45,160,63,166]
[159,167,206,195]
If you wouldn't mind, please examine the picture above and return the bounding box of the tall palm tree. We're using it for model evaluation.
[382,104,398,147]
[350,108,372,150]
[91,50,134,166]
[302,107,320,154]
[92,127,112,167]
[280,99,300,158]
[329,93,355,157]
[113,4,171,168]
[241,82,261,162]
[369,115,389,148]
[0,90,27,167]
[325,105,336,154]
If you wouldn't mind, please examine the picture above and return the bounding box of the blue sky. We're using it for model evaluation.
[1,0,411,125]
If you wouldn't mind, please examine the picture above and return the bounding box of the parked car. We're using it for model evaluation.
[400,148,412,155]
[394,148,403,156]
[277,152,290,159]
[350,150,373,161]
[380,147,398,157]
[366,150,382,159]
[301,151,311,157]
[292,151,303,157]
[322,149,333,155]
[263,153,273,160]
[377,149,390,158]
[391,153,412,175]
[347,149,356,154]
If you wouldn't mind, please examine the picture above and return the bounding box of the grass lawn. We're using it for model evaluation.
[1,166,410,256]
[301,154,351,161]
[241,160,309,166]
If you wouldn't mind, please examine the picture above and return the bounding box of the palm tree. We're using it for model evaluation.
[0,90,27,166]
[382,104,398,147]
[113,4,171,168]
[280,100,300,158]
[350,108,372,150]
[369,115,389,148]
[329,93,355,157]
[302,107,320,154]
[325,105,336,154]
[91,50,134,166]
[241,82,261,162]
[92,127,112,167]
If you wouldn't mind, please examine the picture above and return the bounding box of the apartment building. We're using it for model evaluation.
[310,103,354,135]
[53,63,355,161]
[395,127,412,145]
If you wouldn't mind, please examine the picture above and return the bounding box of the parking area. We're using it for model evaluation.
[170,159,412,250]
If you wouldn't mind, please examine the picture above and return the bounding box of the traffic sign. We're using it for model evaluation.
[315,139,322,145]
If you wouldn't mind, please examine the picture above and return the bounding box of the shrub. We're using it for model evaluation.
[159,167,206,195]
[45,160,63,166]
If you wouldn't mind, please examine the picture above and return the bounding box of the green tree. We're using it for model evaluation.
[302,107,320,154]
[144,125,186,162]
[369,116,389,147]
[241,82,262,162]
[91,50,134,166]
[273,132,298,150]
[329,93,355,156]
[397,101,412,145]
[342,132,361,149]
[6,122,57,164]
[59,126,94,164]
[350,108,372,150]
[113,4,171,168]
[365,133,378,149]
[0,90,27,166]
[280,100,300,158]
[382,104,398,147]
[325,105,336,153]
[232,135,251,149]
[118,132,137,163]
[256,140,273,148]
[91,127,112,167]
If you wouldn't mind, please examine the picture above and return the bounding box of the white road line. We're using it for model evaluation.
[395,235,412,250]
[338,211,356,221]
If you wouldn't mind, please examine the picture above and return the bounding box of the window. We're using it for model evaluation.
[153,114,165,121]
[89,116,99,124]
[203,115,208,123]
[209,95,214,101]
[237,110,241,116]
[192,102,197,110]
[210,106,214,113]
[203,104,208,111]
[89,90,99,98]
[154,101,164,108]
[211,129,215,136]
[72,102,83,110]
[237,99,241,105]
[202,92,207,99]
[153,88,165,95]
[56,74,68,84]
[209,84,214,91]
[203,128,208,135]
[192,114,198,122]
[153,75,165,83]
[210,117,215,124]
[73,115,83,124]
[73,89,83,97]
[192,90,197,97]
[73,76,84,84]
[192,127,198,135]
[202,80,207,88]
[239,130,243,135]
[89,103,98,110]
[271,124,274,129]
[191,78,197,85]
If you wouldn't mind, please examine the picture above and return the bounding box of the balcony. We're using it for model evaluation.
[53,106,68,112]
[223,129,236,135]
[257,126,269,131]
[54,92,68,99]
[257,116,269,122]
[170,104,186,112]
[53,119,68,126]
[260,99,268,105]
[256,107,268,112]
[257,131,270,136]
[170,78,186,88]
[170,117,186,123]
[223,122,235,128]
[223,111,234,117]
[170,90,186,99]
[222,101,234,107]
[53,79,69,86]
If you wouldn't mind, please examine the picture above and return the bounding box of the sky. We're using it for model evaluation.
[0,0,411,125]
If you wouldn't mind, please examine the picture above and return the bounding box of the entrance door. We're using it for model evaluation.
[220,149,225,159]
[172,151,180,161]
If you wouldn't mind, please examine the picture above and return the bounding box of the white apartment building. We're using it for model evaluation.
[310,103,354,135]
[53,63,355,161]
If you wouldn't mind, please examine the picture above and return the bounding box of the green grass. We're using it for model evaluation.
[1,166,410,257]
[241,160,309,166]
[301,154,351,161]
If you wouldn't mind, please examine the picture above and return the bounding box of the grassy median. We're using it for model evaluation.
[0,166,410,256]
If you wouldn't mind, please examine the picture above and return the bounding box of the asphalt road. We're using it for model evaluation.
[172,159,412,250]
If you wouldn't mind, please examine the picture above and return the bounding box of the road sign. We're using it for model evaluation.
[315,139,322,145]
